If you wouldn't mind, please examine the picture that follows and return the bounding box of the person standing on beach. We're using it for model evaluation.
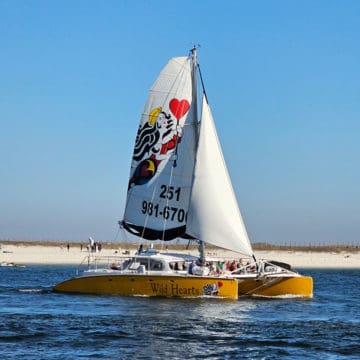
[88,237,95,252]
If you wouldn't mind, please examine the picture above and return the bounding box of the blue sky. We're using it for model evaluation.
[1,0,359,245]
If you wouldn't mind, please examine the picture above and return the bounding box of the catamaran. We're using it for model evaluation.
[54,48,312,299]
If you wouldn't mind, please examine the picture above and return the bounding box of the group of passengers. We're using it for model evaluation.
[188,259,253,275]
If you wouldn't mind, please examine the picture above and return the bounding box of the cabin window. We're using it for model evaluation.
[137,258,163,271]
[174,262,185,271]
[150,261,162,271]
[138,259,149,270]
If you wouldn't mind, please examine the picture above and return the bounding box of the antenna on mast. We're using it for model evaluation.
[190,46,197,65]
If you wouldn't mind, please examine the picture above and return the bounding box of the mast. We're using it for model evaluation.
[190,46,198,123]
[190,46,199,145]
[190,47,206,263]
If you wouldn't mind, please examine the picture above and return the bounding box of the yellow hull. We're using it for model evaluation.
[237,275,313,298]
[54,274,238,300]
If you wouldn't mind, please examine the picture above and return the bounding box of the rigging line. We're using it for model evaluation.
[159,143,177,245]
[141,183,159,240]
[150,58,190,242]
[112,227,121,242]
[136,58,190,243]
[198,64,208,103]
[159,59,192,244]
[154,56,190,122]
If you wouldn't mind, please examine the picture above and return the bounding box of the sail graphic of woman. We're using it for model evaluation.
[128,106,183,189]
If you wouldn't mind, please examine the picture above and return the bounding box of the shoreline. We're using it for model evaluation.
[0,239,358,252]
[1,241,359,268]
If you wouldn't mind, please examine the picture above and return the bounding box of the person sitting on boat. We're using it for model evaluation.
[216,261,224,274]
[111,263,120,270]
[188,260,196,275]
[137,244,143,254]
[229,260,237,272]
[209,261,217,274]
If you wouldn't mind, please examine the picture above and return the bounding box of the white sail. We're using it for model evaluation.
[123,56,197,240]
[186,95,254,257]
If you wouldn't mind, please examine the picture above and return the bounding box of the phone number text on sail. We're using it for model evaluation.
[141,201,187,223]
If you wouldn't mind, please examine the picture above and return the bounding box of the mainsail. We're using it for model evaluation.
[122,56,197,240]
[186,96,254,257]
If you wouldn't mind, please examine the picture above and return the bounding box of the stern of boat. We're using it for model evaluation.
[237,275,313,298]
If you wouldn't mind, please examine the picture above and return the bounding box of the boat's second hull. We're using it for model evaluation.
[54,274,238,300]
[236,275,313,298]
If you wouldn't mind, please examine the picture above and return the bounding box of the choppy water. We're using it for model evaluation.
[0,266,359,359]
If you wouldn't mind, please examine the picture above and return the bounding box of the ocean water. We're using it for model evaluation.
[0,267,359,360]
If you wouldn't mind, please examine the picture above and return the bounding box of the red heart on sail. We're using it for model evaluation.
[217,281,223,288]
[169,98,190,120]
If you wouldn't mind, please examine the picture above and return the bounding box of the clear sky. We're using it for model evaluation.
[1,0,359,245]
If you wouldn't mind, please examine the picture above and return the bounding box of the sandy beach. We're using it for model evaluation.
[0,241,359,268]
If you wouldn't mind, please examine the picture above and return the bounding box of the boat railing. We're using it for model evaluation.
[76,254,134,275]
[257,259,298,275]
[230,262,257,275]
[228,258,297,276]
[75,253,297,277]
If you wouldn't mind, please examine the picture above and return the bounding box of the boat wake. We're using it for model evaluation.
[17,287,53,294]
[250,293,313,300]
[0,286,53,296]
